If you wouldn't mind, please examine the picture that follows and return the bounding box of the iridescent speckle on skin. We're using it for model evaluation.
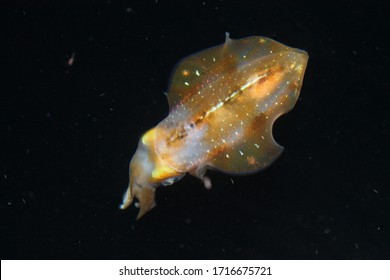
[120,34,308,219]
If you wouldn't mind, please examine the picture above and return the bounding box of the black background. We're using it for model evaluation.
[1,0,389,259]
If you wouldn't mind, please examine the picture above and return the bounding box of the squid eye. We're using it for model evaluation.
[162,175,185,186]
[162,178,175,186]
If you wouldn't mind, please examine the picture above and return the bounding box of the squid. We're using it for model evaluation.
[120,34,308,219]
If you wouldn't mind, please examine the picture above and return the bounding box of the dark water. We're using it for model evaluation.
[1,1,389,259]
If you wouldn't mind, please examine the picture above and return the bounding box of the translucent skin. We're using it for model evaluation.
[121,35,308,219]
